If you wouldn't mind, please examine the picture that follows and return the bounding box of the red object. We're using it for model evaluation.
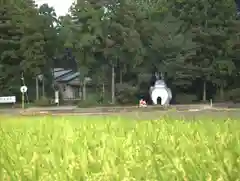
[139,99,146,106]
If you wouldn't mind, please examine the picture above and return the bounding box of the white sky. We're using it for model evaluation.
[35,0,74,16]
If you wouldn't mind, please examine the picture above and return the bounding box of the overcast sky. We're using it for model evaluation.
[35,0,74,16]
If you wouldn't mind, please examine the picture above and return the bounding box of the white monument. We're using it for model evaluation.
[150,79,172,106]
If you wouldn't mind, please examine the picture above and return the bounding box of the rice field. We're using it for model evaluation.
[0,114,240,181]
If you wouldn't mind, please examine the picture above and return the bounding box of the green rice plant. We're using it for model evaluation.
[0,116,240,181]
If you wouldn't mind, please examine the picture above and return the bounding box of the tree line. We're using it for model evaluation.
[0,0,240,105]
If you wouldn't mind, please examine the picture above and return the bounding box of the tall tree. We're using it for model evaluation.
[62,0,105,100]
[170,0,240,101]
[0,2,23,96]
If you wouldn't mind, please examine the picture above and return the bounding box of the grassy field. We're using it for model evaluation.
[0,113,240,181]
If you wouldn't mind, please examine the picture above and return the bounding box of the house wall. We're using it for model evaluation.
[58,83,81,100]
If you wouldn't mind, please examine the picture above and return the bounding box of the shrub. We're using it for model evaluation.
[115,83,138,105]
[214,91,227,102]
[226,88,240,103]
[77,92,112,108]
[34,96,52,107]
[77,100,98,108]
[175,93,197,104]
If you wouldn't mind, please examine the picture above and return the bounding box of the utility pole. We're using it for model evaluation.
[42,76,45,97]
[111,65,115,104]
[21,72,29,104]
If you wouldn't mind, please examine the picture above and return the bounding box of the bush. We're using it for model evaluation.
[116,83,138,105]
[77,100,98,108]
[175,93,197,104]
[226,88,240,103]
[214,91,227,102]
[78,93,107,108]
[34,96,52,107]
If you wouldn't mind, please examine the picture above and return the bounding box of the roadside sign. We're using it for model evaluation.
[0,96,16,103]
[20,86,28,93]
[20,86,27,109]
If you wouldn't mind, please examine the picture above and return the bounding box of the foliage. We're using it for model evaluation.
[115,83,138,104]
[0,0,240,105]
[175,93,198,104]
[226,88,240,102]
[77,91,113,107]
[34,96,52,107]
[0,2,23,96]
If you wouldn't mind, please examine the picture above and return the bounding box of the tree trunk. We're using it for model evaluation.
[120,70,123,84]
[102,82,105,98]
[111,65,115,104]
[36,77,39,100]
[220,84,224,100]
[203,80,206,101]
[77,68,82,100]
[83,79,86,101]
[42,77,45,97]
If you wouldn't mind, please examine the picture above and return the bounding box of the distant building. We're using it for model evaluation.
[53,68,81,100]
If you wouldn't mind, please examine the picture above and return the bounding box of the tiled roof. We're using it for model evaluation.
[54,69,72,79]
[54,68,64,72]
[38,68,81,84]
[60,72,80,82]
[67,77,80,86]
[52,68,80,83]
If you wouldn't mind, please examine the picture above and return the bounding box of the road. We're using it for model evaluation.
[0,103,239,116]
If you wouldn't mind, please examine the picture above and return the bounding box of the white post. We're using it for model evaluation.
[210,99,213,107]
[55,91,59,106]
